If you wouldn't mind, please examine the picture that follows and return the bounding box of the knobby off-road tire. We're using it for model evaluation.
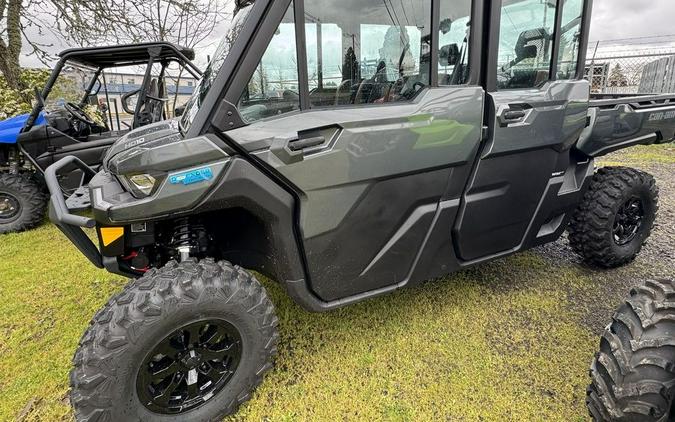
[70,259,279,421]
[568,167,658,268]
[587,279,675,422]
[0,172,47,234]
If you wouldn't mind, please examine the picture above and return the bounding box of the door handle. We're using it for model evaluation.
[498,106,529,126]
[503,110,526,120]
[288,136,325,152]
[271,135,327,165]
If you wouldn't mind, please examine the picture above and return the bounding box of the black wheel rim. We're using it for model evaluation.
[613,197,644,246]
[0,193,20,221]
[137,319,242,414]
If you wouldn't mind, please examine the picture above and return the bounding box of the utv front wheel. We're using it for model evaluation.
[587,279,675,421]
[70,259,279,421]
[568,167,658,268]
[0,173,47,234]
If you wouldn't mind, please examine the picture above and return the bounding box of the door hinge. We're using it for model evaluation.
[481,125,489,141]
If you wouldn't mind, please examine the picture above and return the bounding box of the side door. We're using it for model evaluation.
[228,0,484,302]
[454,0,590,261]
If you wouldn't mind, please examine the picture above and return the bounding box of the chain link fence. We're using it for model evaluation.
[584,37,675,95]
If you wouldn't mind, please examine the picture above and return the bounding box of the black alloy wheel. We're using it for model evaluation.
[612,197,644,246]
[137,319,243,414]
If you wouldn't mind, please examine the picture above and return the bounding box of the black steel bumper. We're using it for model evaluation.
[46,156,150,278]
[45,156,104,269]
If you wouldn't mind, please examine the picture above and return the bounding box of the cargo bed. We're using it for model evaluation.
[578,93,675,157]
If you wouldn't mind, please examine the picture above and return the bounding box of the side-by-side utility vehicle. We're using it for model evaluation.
[0,42,200,234]
[45,0,674,419]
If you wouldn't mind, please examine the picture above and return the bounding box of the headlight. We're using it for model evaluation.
[122,174,158,198]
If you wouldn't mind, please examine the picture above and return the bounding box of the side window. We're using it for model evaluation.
[496,0,557,89]
[438,0,472,85]
[304,0,431,107]
[237,2,299,123]
[556,0,584,79]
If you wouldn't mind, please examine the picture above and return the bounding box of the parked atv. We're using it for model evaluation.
[588,279,675,421]
[0,42,200,234]
[44,0,674,420]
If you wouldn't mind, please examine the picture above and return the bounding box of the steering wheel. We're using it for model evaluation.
[65,102,97,126]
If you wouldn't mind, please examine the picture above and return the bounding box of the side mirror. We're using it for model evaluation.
[174,105,185,117]
[439,43,461,66]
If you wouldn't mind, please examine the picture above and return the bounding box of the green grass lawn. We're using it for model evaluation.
[1,144,673,421]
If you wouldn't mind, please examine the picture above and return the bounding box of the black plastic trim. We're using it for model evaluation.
[549,0,564,81]
[468,0,485,86]
[430,0,440,87]
[576,0,594,80]
[294,0,310,109]
[483,0,501,92]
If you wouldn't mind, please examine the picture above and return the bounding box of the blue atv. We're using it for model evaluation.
[0,42,200,234]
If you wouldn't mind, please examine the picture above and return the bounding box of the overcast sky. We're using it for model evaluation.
[18,0,675,69]
[588,0,674,42]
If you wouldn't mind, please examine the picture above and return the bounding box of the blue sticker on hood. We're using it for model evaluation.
[169,167,214,185]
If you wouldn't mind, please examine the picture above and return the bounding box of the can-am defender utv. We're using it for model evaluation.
[587,279,675,422]
[0,42,200,234]
[46,0,674,419]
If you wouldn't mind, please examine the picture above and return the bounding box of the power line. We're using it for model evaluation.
[399,0,410,26]
[590,34,675,45]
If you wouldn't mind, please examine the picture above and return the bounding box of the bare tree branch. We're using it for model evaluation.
[0,0,229,104]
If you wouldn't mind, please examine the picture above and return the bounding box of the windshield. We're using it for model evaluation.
[180,4,254,132]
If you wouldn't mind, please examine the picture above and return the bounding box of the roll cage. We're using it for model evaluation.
[24,42,202,133]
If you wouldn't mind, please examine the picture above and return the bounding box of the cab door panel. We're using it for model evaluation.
[454,80,589,261]
[232,87,484,300]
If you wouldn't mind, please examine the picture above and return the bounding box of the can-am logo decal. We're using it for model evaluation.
[169,167,214,185]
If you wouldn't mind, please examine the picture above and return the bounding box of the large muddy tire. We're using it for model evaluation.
[69,259,279,421]
[0,173,47,234]
[587,279,675,421]
[568,167,658,268]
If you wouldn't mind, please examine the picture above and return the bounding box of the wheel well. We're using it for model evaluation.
[199,207,280,281]
[0,144,15,167]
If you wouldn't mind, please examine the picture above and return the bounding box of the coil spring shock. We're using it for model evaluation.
[169,217,210,261]
[8,148,20,174]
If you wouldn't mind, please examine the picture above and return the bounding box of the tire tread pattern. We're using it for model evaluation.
[587,279,675,421]
[69,259,279,422]
[0,173,47,234]
[568,166,659,268]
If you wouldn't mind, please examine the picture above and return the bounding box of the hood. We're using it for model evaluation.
[0,112,47,144]
[103,119,183,169]
[105,118,230,178]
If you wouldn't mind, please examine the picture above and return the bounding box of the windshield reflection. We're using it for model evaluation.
[180,4,253,132]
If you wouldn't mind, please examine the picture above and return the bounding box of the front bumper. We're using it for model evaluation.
[45,156,101,267]
[45,156,140,277]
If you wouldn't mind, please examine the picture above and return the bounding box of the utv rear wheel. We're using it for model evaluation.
[587,279,675,421]
[568,167,658,268]
[0,173,47,234]
[69,259,279,421]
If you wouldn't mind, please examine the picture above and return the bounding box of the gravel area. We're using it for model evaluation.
[534,146,675,335]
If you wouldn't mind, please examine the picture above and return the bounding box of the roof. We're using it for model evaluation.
[58,42,200,75]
